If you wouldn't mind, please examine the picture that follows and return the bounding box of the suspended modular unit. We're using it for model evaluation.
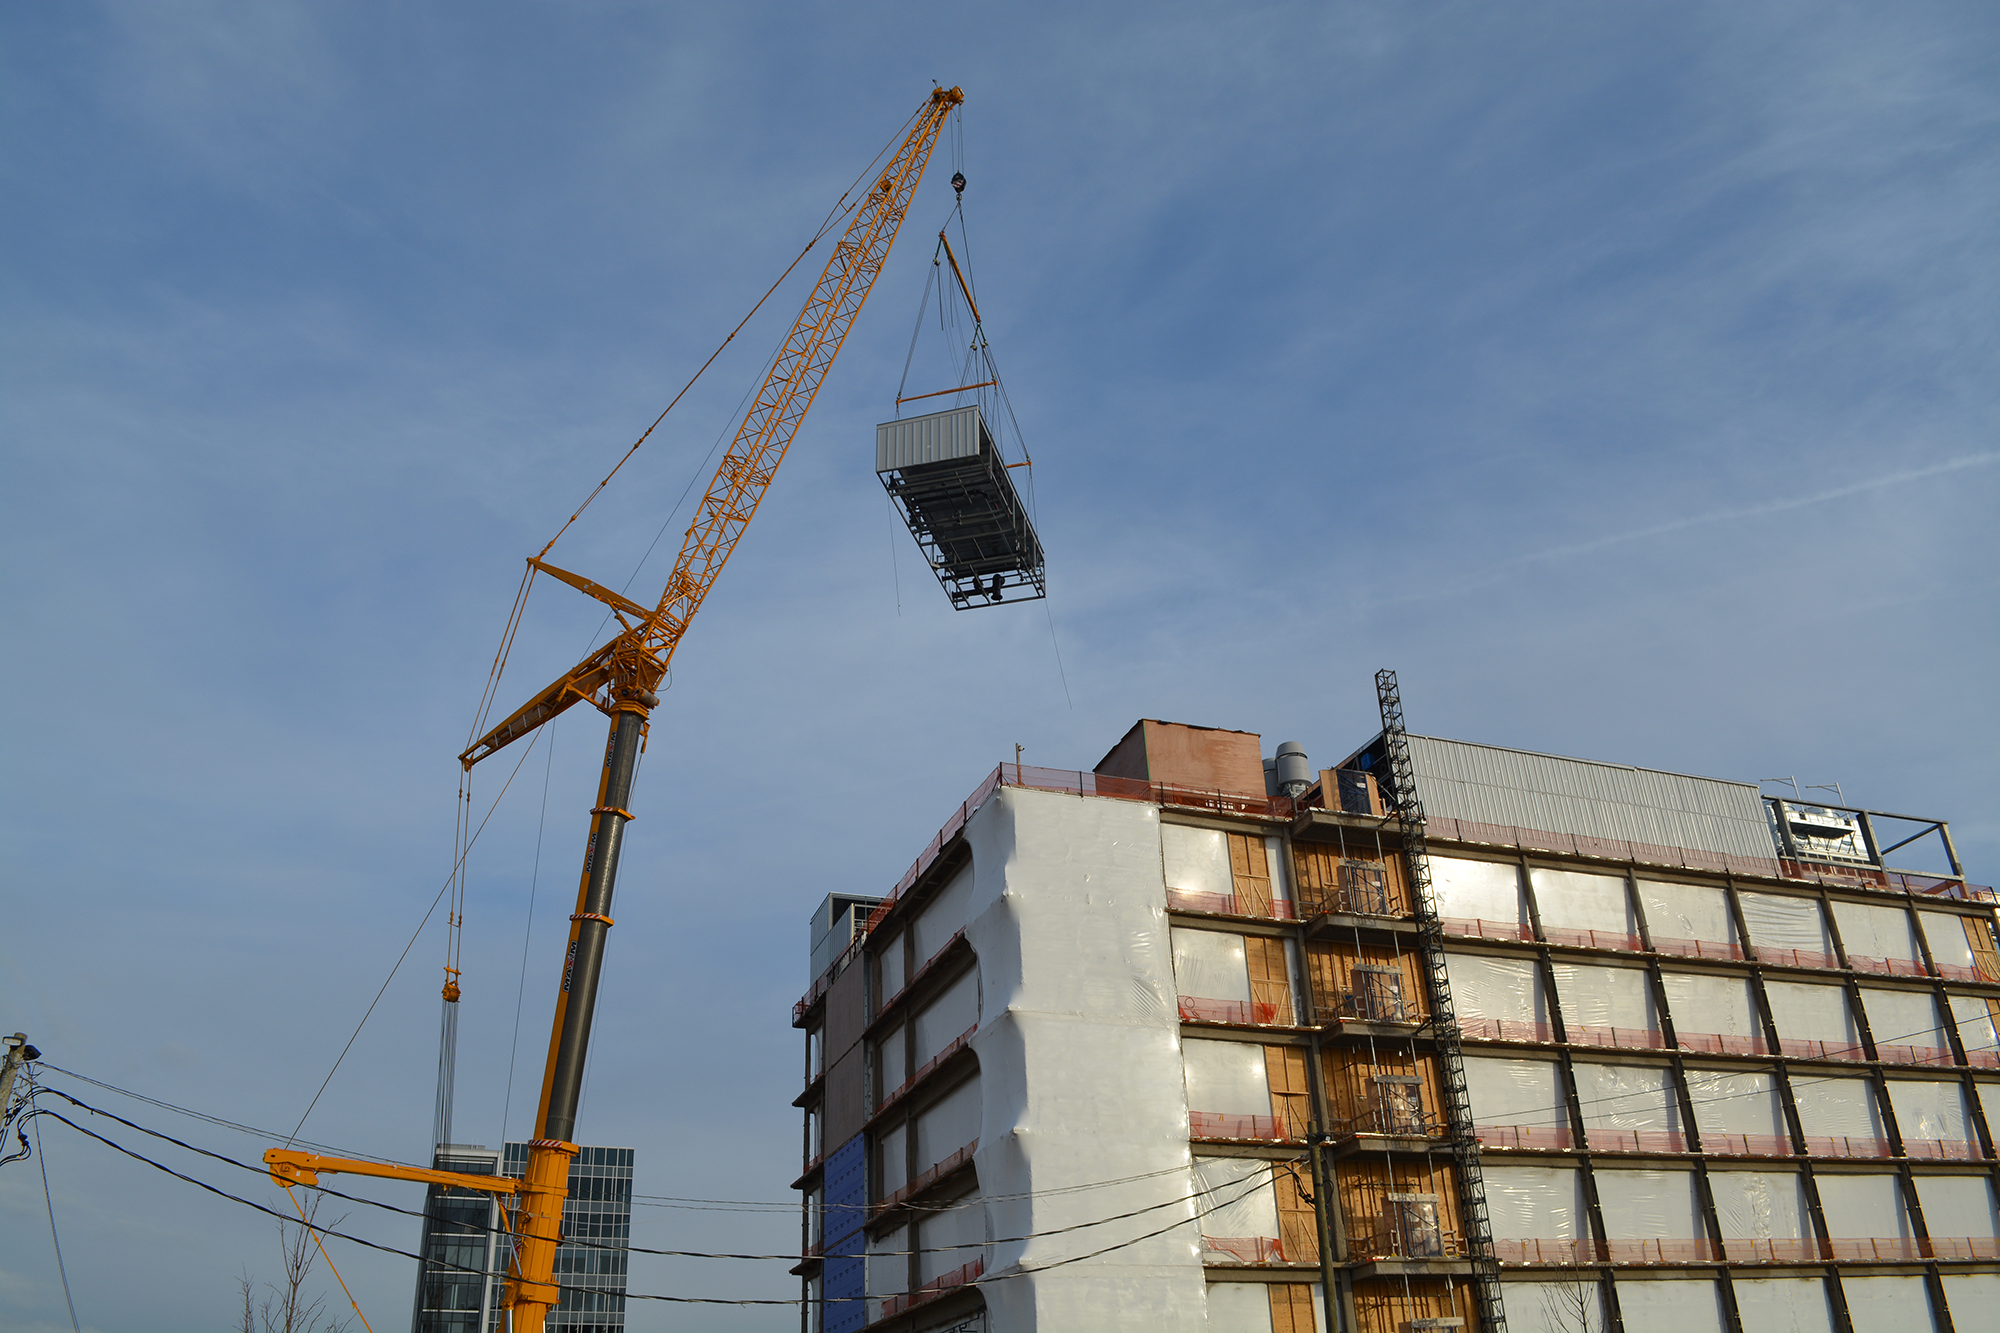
[878,405,1046,609]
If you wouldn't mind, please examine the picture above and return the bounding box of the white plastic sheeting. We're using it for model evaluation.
[1430,855,1526,923]
[1709,1171,1808,1240]
[962,786,1206,1330]
[1204,1282,1274,1333]
[913,865,973,965]
[1947,994,1999,1056]
[867,1222,906,1308]
[1885,1079,1972,1147]
[1738,892,1835,959]
[914,968,980,1067]
[1170,928,1251,1003]
[1685,1068,1787,1139]
[1790,1075,1887,1141]
[917,1188,987,1285]
[1463,1056,1567,1129]
[1913,1175,1998,1239]
[1444,952,1548,1025]
[1981,1081,2000,1136]
[1919,910,1979,973]
[879,932,906,997]
[1659,971,1758,1041]
[1859,986,1942,1050]
[1638,880,1737,949]
[1549,962,1656,1032]
[1815,1173,1912,1239]
[1831,901,1920,965]
[1763,980,1858,1046]
[1182,1039,1273,1117]
[914,1075,981,1175]
[1594,1169,1702,1239]
[1500,1278,1603,1333]
[1192,1156,1279,1246]
[1839,1274,1932,1333]
[1611,1277,1723,1333]
[1482,1165,1585,1238]
[877,1029,905,1105]
[1570,1061,1679,1136]
[1941,1273,2000,1326]
[877,1121,907,1197]
[1530,867,1636,937]
[1730,1276,1834,1333]
[1161,824,1232,898]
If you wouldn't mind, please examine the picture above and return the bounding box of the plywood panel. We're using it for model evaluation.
[1273,1162,1320,1264]
[1351,1277,1474,1333]
[1266,1044,1311,1139]
[1246,936,1296,1025]
[1230,832,1275,916]
[1305,940,1426,1023]
[1268,1283,1318,1333]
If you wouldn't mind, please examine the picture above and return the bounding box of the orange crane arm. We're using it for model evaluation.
[462,85,964,770]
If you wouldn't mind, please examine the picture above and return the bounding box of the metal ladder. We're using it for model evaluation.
[1376,669,1507,1333]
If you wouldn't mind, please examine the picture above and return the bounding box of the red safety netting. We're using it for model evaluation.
[1458,1018,1557,1044]
[1202,1236,1286,1264]
[1166,887,1298,921]
[878,1257,983,1320]
[1800,1135,1894,1158]
[1565,1025,1669,1051]
[1585,1129,1689,1154]
[1177,996,1286,1026]
[1701,1133,1795,1157]
[1651,936,1746,961]
[1475,1125,1576,1152]
[1190,1111,1291,1142]
[1675,1032,1772,1057]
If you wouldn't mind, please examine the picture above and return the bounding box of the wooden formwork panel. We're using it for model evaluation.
[1246,935,1297,1025]
[1305,940,1427,1024]
[1266,1044,1313,1139]
[1319,1048,1447,1140]
[1293,842,1411,918]
[1350,1277,1476,1333]
[1268,1282,1320,1333]
[1228,831,1275,916]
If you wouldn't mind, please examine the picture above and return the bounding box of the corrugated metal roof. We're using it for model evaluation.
[1406,734,1772,860]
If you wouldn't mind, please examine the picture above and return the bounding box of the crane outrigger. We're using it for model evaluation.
[265,85,964,1331]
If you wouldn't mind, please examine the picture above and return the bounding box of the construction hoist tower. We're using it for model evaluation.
[263,85,965,1332]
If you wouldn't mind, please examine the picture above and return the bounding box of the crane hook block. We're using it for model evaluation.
[952,172,966,195]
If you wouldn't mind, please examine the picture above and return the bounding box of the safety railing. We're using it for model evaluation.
[1800,1134,1893,1158]
[1585,1129,1689,1154]
[1565,1025,1669,1051]
[1603,1238,1722,1264]
[1902,1137,1984,1161]
[1753,947,1844,971]
[1933,961,1987,983]
[1492,1238,1603,1265]
[1925,1237,2000,1259]
[1201,1236,1286,1265]
[1650,935,1746,962]
[1675,1032,1771,1057]
[1458,1018,1557,1045]
[878,1257,983,1320]
[1474,1125,1575,1152]
[1349,1225,1467,1262]
[1966,1049,2000,1070]
[870,928,969,1028]
[1773,1037,1868,1062]
[1326,1109,1445,1140]
[1440,917,1535,943]
[1166,887,1297,921]
[1189,1111,1292,1142]
[1875,1043,1956,1068]
[1314,988,1426,1026]
[1700,1133,1795,1157]
[1177,996,1286,1027]
[1848,954,1930,979]
[1541,926,1645,953]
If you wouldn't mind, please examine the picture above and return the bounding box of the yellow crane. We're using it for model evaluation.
[265,84,964,1331]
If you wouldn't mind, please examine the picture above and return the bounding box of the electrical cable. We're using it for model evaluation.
[28,1073,82,1333]
[22,1091,1270,1307]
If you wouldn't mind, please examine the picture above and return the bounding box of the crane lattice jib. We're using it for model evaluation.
[462,87,963,769]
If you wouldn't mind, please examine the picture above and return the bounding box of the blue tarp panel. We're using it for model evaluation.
[822,1134,868,1333]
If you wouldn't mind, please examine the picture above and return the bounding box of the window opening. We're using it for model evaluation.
[1387,1191,1445,1257]
[1374,1075,1427,1135]
[1352,965,1407,1022]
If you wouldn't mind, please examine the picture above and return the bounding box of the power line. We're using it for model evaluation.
[29,1074,82,1333]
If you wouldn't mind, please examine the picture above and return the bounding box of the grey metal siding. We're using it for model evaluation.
[876,405,986,472]
[1407,734,1772,859]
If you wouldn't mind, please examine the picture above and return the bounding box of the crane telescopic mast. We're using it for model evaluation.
[266,85,964,1332]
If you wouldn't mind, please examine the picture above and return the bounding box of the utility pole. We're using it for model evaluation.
[0,1034,38,1115]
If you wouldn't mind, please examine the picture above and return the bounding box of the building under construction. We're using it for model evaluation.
[790,675,1998,1332]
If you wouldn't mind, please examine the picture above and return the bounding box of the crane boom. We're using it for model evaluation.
[267,88,965,1333]
[463,85,964,770]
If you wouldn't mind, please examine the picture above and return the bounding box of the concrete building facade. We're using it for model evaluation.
[791,704,1998,1333]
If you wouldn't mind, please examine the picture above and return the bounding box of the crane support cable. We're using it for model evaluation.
[462,88,964,770]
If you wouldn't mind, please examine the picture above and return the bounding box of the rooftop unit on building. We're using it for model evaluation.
[877,404,1045,609]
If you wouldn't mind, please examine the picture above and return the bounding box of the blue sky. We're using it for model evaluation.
[2,4,1994,1329]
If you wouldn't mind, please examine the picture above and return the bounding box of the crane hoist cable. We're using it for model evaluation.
[265,85,967,1333]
